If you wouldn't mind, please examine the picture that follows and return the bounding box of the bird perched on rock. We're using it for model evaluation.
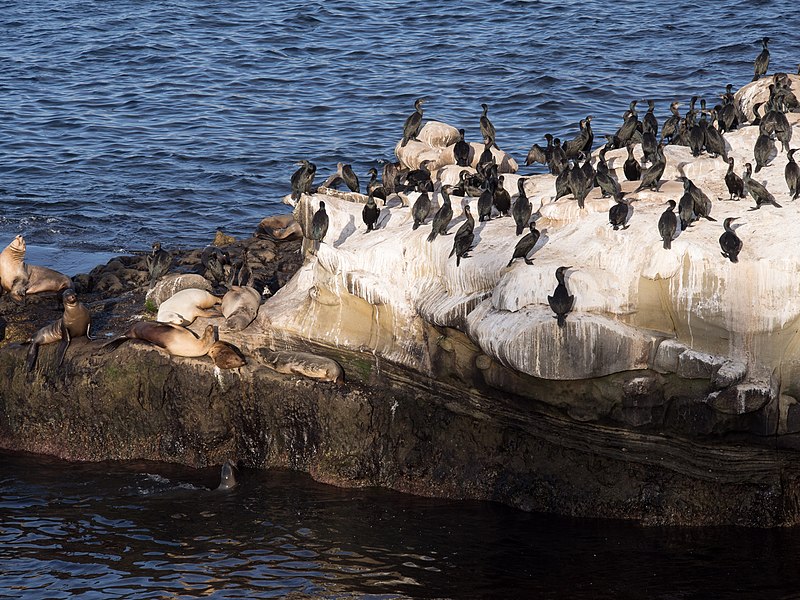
[309,200,329,243]
[743,162,782,209]
[725,157,746,200]
[786,149,800,200]
[401,98,425,147]
[323,162,360,193]
[684,178,716,223]
[454,129,471,167]
[512,178,532,235]
[362,193,380,232]
[754,132,775,173]
[525,134,553,167]
[507,222,540,266]
[752,36,770,81]
[449,205,475,267]
[428,186,453,242]
[290,159,316,201]
[366,168,387,204]
[411,189,432,230]
[658,200,679,249]
[634,142,666,193]
[608,195,633,230]
[146,242,172,287]
[623,143,641,181]
[719,217,743,262]
[547,266,574,328]
[660,101,681,144]
[494,176,511,216]
[480,103,497,147]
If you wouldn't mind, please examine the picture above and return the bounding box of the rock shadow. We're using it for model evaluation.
[333,214,356,248]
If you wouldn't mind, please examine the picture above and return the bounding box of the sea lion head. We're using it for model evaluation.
[208,340,246,369]
[216,459,237,491]
[62,288,78,306]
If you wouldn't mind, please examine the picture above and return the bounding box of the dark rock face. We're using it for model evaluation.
[4,221,800,527]
[2,339,800,527]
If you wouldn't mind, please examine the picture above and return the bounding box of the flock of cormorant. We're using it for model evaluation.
[290,39,799,327]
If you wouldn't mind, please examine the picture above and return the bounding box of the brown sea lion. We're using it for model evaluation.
[103,322,217,357]
[0,235,29,301]
[25,264,72,295]
[263,350,344,384]
[207,340,246,369]
[26,288,92,371]
[157,288,221,325]
[221,286,262,331]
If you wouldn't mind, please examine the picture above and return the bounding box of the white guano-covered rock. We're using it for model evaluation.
[261,95,800,386]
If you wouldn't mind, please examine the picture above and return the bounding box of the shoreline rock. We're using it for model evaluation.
[3,76,800,526]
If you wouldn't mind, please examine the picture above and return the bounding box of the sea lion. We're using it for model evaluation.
[263,350,344,384]
[216,459,237,491]
[221,286,262,331]
[157,288,222,326]
[103,322,217,358]
[25,264,72,295]
[0,235,29,300]
[207,340,246,369]
[26,288,91,371]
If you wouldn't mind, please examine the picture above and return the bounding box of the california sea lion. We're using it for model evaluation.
[0,235,29,301]
[221,286,262,331]
[157,288,222,326]
[25,264,72,295]
[103,322,217,357]
[207,340,246,369]
[216,459,238,491]
[27,288,91,371]
[263,350,344,384]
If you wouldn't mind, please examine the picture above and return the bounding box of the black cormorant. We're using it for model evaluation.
[428,186,454,242]
[362,193,380,232]
[401,98,425,147]
[719,217,743,262]
[449,205,475,267]
[507,222,540,266]
[547,266,575,328]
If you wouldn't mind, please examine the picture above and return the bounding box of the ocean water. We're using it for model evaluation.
[4,450,800,600]
[1,0,798,275]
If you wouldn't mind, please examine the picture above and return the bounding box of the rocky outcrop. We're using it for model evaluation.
[3,78,800,527]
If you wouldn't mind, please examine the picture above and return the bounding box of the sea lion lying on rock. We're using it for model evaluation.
[262,350,344,384]
[26,288,91,371]
[103,322,244,369]
[221,286,262,331]
[157,288,221,325]
[25,264,72,296]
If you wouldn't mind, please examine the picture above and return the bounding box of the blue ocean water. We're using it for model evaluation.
[0,0,798,274]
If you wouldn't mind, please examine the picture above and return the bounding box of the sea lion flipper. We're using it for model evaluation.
[26,342,40,372]
[85,323,94,341]
[102,336,129,352]
[55,320,71,367]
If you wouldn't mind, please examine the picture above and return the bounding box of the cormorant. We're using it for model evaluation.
[719,217,743,263]
[401,98,425,147]
[512,178,532,236]
[507,222,541,266]
[658,200,679,250]
[322,162,359,192]
[477,139,495,173]
[547,266,575,328]
[684,178,716,222]
[786,148,800,200]
[366,167,387,204]
[290,160,316,201]
[743,162,782,209]
[754,132,775,172]
[553,161,573,201]
[146,242,172,287]
[449,205,475,267]
[643,100,658,136]
[310,201,329,242]
[477,178,495,222]
[608,195,632,230]
[634,142,666,192]
[725,157,746,200]
[428,186,454,242]
[703,112,729,161]
[526,134,553,167]
[623,143,641,181]
[494,176,511,216]
[411,189,432,230]
[562,118,591,159]
[660,102,681,144]
[596,154,621,199]
[362,193,380,232]
[752,37,770,82]
[678,191,696,230]
[454,129,471,167]
[480,103,497,147]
